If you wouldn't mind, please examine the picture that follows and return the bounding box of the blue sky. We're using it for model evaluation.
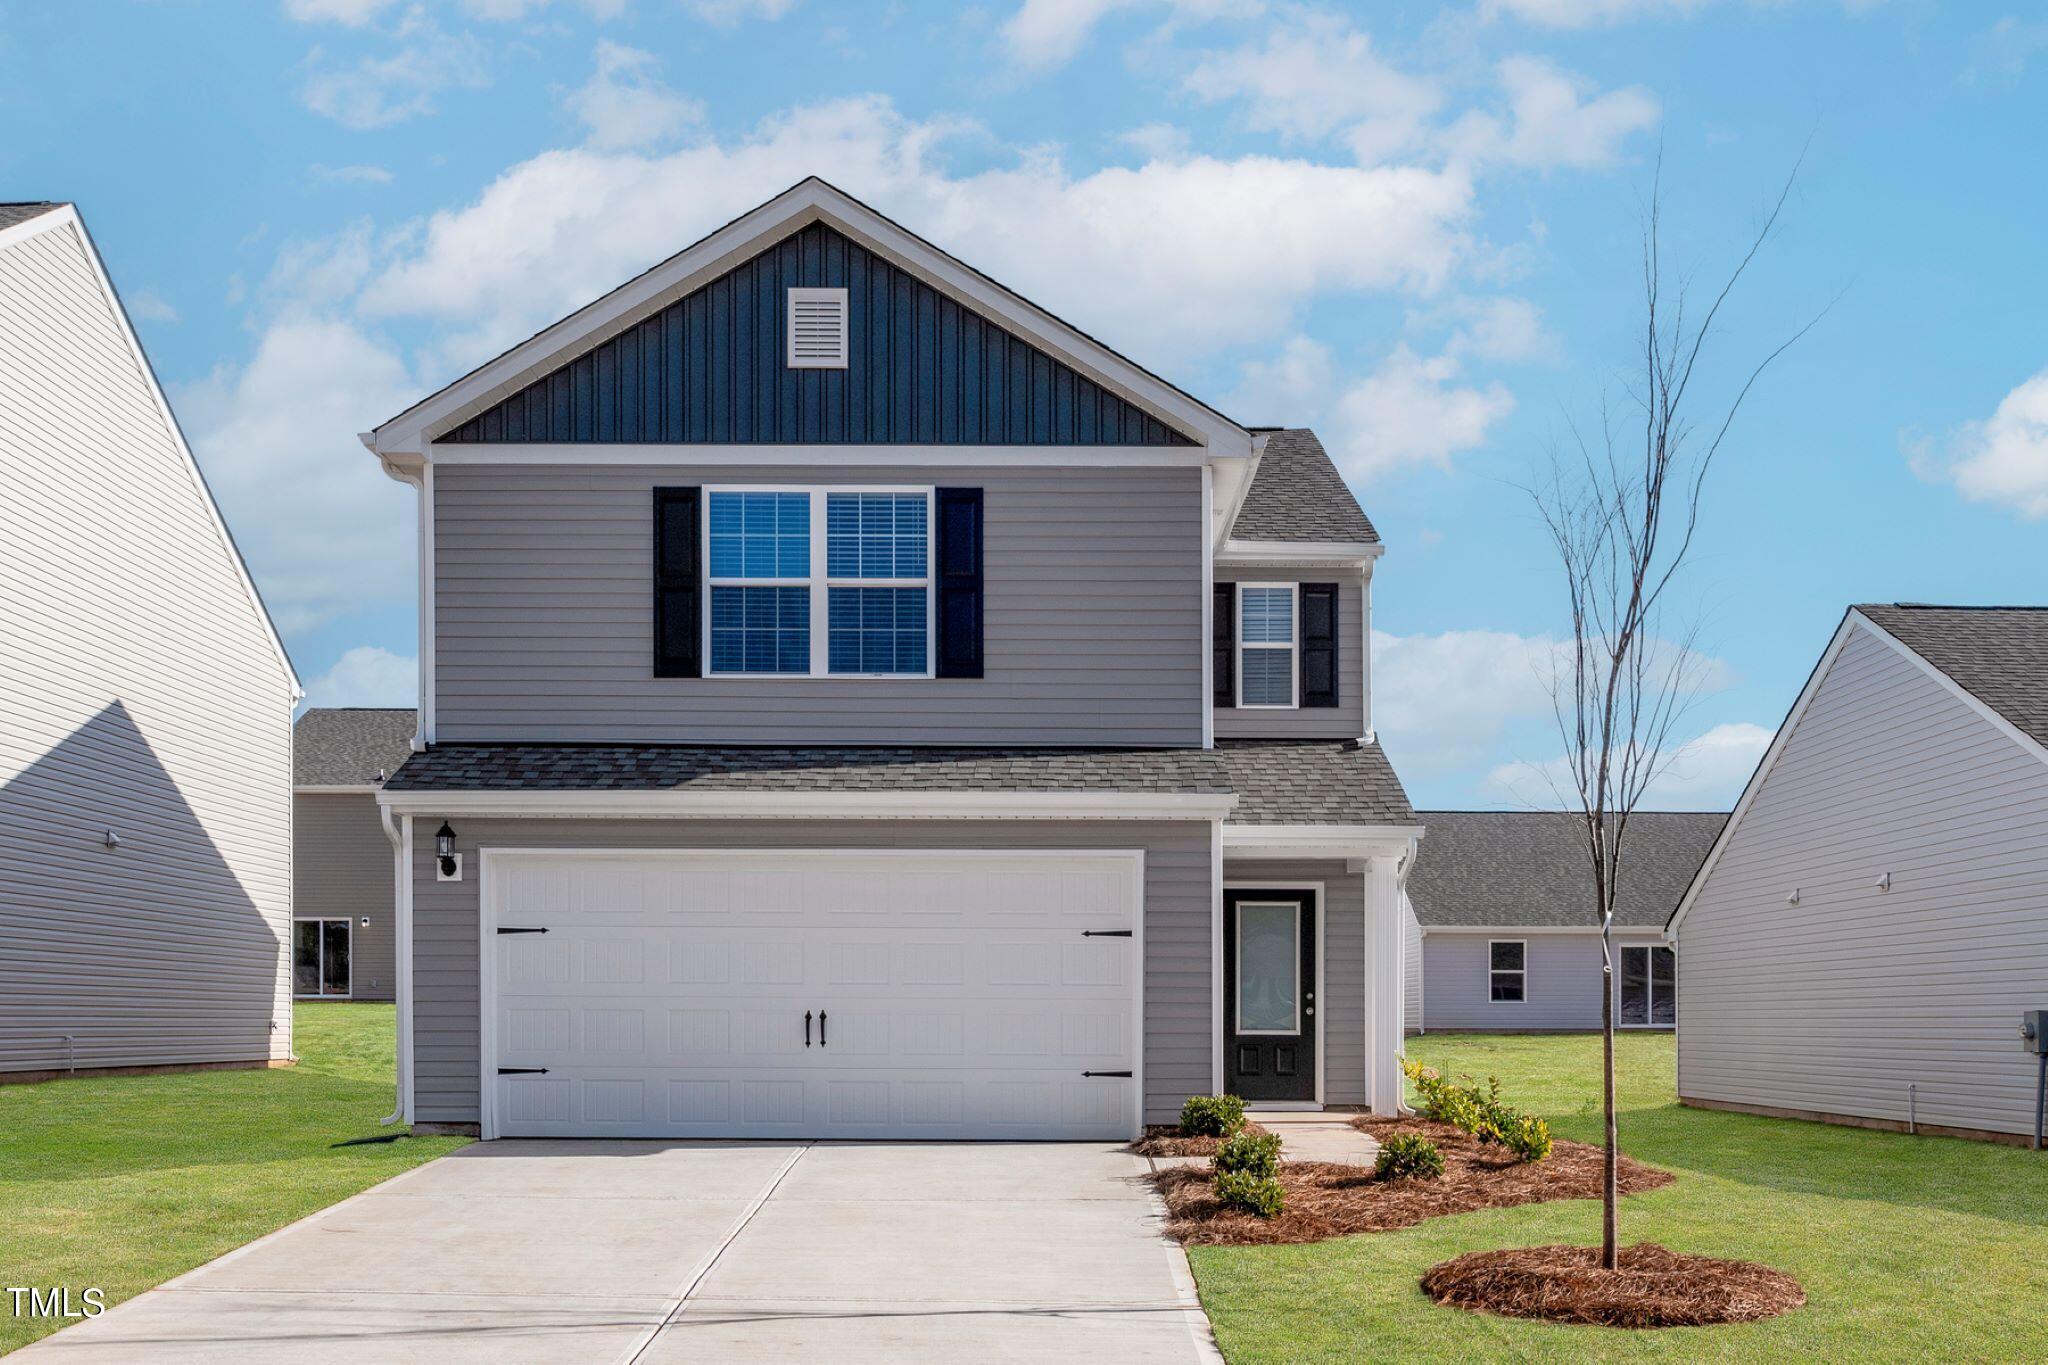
[3,0,2043,809]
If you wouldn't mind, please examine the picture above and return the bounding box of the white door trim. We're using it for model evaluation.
[477,846,1146,1141]
[1221,881,1325,1108]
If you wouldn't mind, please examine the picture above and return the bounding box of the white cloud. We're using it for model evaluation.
[564,42,703,150]
[1439,294,1557,363]
[124,287,179,323]
[176,316,418,632]
[354,95,1474,373]
[999,0,1256,73]
[684,0,794,24]
[285,0,399,24]
[1479,0,1719,27]
[1485,721,1770,810]
[312,163,396,184]
[1444,56,1658,170]
[1182,11,1439,161]
[1911,366,2048,519]
[303,645,418,709]
[1119,121,1192,161]
[1374,627,1566,778]
[456,0,632,17]
[300,12,489,130]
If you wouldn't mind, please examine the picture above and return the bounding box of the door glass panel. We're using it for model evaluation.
[293,922,320,995]
[1651,947,1676,1025]
[321,920,351,996]
[1236,903,1299,1034]
[1619,946,1649,1025]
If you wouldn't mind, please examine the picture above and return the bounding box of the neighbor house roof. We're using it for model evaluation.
[0,203,63,232]
[1408,810,1726,929]
[295,709,419,787]
[1854,604,2048,751]
[1230,429,1379,544]
[383,738,1415,825]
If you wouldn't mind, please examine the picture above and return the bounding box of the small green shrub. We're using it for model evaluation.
[1214,1129,1281,1180]
[1374,1133,1445,1181]
[1494,1110,1554,1163]
[1214,1169,1286,1217]
[1179,1093,1247,1138]
[1401,1056,1551,1163]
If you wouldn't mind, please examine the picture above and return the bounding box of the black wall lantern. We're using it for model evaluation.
[435,822,458,878]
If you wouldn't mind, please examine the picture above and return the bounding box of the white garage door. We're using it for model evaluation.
[483,850,1142,1140]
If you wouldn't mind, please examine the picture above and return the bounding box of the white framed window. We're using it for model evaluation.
[293,919,352,999]
[787,287,849,368]
[1235,901,1301,1034]
[1489,939,1526,1003]
[1619,945,1676,1027]
[704,486,933,678]
[1236,582,1298,708]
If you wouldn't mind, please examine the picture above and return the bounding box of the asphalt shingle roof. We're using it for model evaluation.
[1854,604,2048,751]
[384,738,1416,825]
[1408,810,1726,929]
[294,709,419,787]
[0,203,62,231]
[1230,428,1379,544]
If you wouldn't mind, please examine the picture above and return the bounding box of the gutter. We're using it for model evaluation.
[376,802,412,1128]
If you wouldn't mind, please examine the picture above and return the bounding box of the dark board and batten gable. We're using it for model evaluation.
[441,222,1195,447]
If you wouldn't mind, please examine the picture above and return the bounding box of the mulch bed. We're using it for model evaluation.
[1129,1121,1270,1158]
[1150,1116,1674,1247]
[1421,1242,1806,1328]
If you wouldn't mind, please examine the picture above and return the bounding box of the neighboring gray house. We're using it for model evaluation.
[361,178,1423,1140]
[1672,605,2048,1143]
[0,203,300,1080]
[293,709,417,1003]
[1405,810,1724,1033]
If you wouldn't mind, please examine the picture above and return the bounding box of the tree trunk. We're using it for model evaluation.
[1601,920,1618,1269]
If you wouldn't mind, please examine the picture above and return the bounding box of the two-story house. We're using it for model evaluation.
[363,179,1420,1140]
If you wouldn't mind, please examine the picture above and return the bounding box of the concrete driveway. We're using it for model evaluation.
[24,1142,1218,1362]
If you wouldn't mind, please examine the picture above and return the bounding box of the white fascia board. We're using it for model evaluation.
[369,179,1253,460]
[295,784,382,794]
[425,443,1215,469]
[1223,823,1423,860]
[15,206,303,699]
[376,789,1238,821]
[1213,433,1265,551]
[1666,611,1861,935]
[1216,539,1381,570]
[1420,924,1659,937]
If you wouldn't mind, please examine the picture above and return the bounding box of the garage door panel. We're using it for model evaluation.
[488,851,1140,1140]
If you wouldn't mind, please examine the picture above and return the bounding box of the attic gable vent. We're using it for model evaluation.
[787,287,849,369]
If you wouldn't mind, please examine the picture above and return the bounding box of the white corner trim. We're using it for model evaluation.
[368,179,1252,458]
[377,789,1239,821]
[12,205,301,698]
[1202,463,1215,750]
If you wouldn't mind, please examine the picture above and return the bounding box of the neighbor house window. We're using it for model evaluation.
[293,919,351,999]
[1619,945,1676,1026]
[1489,939,1526,1003]
[1237,583,1297,707]
[705,487,931,678]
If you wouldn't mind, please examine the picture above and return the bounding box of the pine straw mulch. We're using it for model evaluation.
[1421,1242,1806,1328]
[1128,1121,1271,1158]
[1150,1116,1674,1247]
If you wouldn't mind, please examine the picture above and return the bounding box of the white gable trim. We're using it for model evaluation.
[1666,608,2048,937]
[368,178,1253,463]
[5,206,300,698]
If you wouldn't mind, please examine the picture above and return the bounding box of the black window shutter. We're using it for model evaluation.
[935,487,983,678]
[1300,582,1339,708]
[652,487,701,678]
[1213,582,1235,709]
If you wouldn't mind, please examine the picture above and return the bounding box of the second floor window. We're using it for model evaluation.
[1237,584,1297,707]
[706,487,932,678]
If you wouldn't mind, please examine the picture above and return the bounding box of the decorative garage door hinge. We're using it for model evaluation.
[496,1067,549,1075]
[496,926,549,934]
[1081,1070,1133,1078]
[1080,929,1133,937]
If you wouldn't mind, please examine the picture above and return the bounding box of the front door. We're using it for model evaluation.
[1223,890,1316,1102]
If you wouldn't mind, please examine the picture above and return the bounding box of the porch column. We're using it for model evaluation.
[1365,853,1405,1115]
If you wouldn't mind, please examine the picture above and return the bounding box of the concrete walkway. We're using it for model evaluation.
[1246,1111,1382,1166]
[23,1142,1220,1363]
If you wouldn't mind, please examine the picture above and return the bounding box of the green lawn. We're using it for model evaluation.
[0,1004,466,1355]
[1190,1032,2048,1362]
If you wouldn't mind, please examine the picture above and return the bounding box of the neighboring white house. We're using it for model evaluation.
[1671,604,2048,1143]
[1404,810,1723,1033]
[0,202,301,1080]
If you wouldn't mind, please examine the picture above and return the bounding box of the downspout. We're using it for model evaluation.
[377,802,412,1127]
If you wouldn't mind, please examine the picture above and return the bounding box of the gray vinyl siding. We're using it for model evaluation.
[0,218,294,1073]
[293,792,397,1002]
[432,463,1205,746]
[1213,567,1364,739]
[1223,859,1366,1106]
[1421,932,1666,1031]
[1402,897,1423,1033]
[408,818,1214,1126]
[1676,623,2048,1137]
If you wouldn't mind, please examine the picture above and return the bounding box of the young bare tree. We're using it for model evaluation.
[1532,158,1820,1270]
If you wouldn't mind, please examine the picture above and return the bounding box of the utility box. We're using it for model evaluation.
[2023,1011,2048,1054]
